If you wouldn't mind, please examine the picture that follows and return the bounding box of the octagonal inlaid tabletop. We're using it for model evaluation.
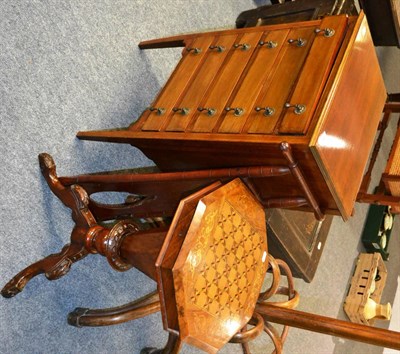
[156,178,268,353]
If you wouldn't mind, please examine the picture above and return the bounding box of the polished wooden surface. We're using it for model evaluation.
[245,27,312,134]
[78,13,386,220]
[310,14,387,218]
[191,32,269,133]
[156,182,223,333]
[141,36,214,132]
[166,35,237,132]
[217,30,287,134]
[161,179,268,352]
[278,16,347,135]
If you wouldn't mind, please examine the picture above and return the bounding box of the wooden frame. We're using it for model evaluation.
[357,97,400,211]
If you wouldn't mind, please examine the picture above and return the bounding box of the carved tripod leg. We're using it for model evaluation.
[1,154,95,298]
[38,153,97,229]
[1,237,87,298]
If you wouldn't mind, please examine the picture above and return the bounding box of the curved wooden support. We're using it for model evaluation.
[239,326,251,354]
[1,154,98,298]
[263,321,283,354]
[230,313,265,343]
[1,241,87,298]
[140,349,161,354]
[259,255,282,302]
[39,153,97,228]
[68,291,160,327]
[141,332,182,354]
[257,256,297,353]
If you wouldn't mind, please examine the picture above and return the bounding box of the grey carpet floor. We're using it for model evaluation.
[1,1,399,353]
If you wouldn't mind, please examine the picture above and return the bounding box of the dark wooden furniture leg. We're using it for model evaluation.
[1,154,93,297]
[140,333,182,354]
[280,142,324,221]
[357,98,400,209]
[68,291,160,327]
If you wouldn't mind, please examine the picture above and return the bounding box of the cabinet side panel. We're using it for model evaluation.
[310,14,387,219]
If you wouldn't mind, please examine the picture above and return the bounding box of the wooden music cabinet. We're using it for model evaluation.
[78,12,386,221]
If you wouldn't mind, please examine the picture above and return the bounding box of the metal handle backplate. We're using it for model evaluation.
[225,107,244,116]
[285,103,306,115]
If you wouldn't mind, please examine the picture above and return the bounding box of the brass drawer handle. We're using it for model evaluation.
[198,107,217,116]
[233,43,250,51]
[314,28,335,37]
[147,107,166,115]
[288,38,307,47]
[255,106,275,116]
[258,40,278,48]
[285,103,306,115]
[172,107,190,115]
[186,47,202,54]
[209,45,225,52]
[225,107,244,116]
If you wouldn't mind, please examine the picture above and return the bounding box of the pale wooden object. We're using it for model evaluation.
[343,253,389,325]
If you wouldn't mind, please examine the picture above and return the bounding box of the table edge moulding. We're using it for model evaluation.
[77,12,387,220]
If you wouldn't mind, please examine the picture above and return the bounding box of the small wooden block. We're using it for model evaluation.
[343,253,388,325]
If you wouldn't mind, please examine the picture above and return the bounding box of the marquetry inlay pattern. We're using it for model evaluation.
[189,201,265,318]
[172,179,268,352]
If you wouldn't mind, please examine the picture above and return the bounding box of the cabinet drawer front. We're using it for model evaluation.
[278,16,348,134]
[246,27,316,134]
[190,32,263,133]
[141,36,214,131]
[165,34,238,132]
[217,30,293,134]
